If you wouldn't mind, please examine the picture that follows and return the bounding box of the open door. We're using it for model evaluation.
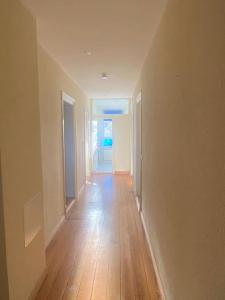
[92,118,113,173]
[61,92,76,215]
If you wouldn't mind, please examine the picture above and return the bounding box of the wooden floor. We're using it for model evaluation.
[35,174,161,300]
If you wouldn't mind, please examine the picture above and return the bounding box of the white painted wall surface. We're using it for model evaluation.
[113,115,131,172]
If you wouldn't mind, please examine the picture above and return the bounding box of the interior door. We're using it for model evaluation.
[92,118,113,173]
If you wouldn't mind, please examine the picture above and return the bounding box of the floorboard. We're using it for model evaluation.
[35,174,161,300]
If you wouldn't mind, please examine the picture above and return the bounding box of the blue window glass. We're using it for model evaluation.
[103,109,123,115]
[102,119,113,147]
[103,138,113,147]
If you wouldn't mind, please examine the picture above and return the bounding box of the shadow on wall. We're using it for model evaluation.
[0,156,9,300]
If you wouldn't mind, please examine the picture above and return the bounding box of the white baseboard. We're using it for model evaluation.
[45,215,65,249]
[140,211,166,300]
[66,199,76,214]
[114,170,130,175]
[78,183,85,198]
[135,196,140,212]
[45,183,86,249]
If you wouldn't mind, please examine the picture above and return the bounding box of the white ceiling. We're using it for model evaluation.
[22,0,166,98]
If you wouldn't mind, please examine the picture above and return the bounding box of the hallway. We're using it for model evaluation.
[35,175,160,300]
[1,1,225,299]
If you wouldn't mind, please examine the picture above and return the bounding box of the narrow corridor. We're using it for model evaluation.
[35,175,160,300]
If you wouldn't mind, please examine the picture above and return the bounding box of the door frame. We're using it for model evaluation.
[91,116,114,174]
[61,91,77,217]
[133,92,142,211]
[84,110,90,178]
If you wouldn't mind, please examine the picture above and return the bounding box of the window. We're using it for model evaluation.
[92,99,129,115]
[103,119,112,147]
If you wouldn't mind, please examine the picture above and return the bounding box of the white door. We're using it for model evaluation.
[92,118,113,173]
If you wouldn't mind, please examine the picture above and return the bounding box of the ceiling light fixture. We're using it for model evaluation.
[101,73,109,80]
[85,51,92,56]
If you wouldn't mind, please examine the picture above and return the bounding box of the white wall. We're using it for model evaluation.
[0,1,46,299]
[38,45,89,247]
[113,115,131,172]
[133,0,225,299]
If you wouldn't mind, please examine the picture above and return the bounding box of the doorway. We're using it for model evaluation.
[62,92,76,212]
[92,118,113,173]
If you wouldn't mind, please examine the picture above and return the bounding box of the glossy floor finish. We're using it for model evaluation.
[35,175,161,300]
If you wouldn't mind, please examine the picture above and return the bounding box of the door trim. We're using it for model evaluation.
[133,91,142,210]
[61,91,76,218]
